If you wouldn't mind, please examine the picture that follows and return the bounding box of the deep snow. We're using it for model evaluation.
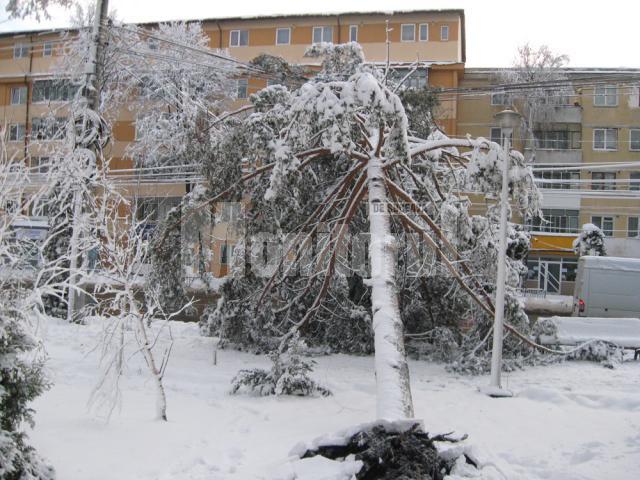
[29,319,640,480]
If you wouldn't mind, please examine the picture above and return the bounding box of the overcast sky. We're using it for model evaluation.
[2,0,639,68]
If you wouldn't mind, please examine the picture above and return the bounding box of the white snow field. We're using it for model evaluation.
[30,318,640,480]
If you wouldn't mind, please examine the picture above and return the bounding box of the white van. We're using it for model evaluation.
[573,256,640,317]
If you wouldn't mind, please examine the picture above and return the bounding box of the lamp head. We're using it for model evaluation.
[494,109,521,130]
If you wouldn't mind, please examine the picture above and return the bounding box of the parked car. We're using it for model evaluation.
[573,256,640,317]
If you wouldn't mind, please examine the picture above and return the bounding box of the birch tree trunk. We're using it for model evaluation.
[367,154,415,420]
[129,290,168,421]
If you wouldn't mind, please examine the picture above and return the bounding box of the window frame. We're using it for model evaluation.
[440,25,449,41]
[31,117,66,142]
[275,27,291,46]
[42,41,53,57]
[8,124,26,142]
[593,128,618,151]
[491,91,509,106]
[591,215,614,237]
[13,43,29,59]
[236,78,248,99]
[419,23,429,42]
[400,24,416,42]
[594,85,617,107]
[31,156,50,174]
[628,216,639,238]
[349,25,358,43]
[529,208,580,234]
[229,29,249,47]
[312,26,333,44]
[629,129,640,151]
[10,86,27,105]
[591,171,616,191]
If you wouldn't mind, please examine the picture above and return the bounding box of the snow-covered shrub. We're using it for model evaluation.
[230,334,331,397]
[0,298,54,480]
[573,223,606,257]
[566,341,624,369]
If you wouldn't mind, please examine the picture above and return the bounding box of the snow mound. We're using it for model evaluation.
[271,455,363,480]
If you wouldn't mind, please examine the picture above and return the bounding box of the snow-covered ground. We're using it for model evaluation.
[30,319,640,480]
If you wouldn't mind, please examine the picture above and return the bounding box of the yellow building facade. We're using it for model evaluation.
[1,9,638,292]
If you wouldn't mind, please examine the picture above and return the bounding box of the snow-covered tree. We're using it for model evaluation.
[122,21,237,169]
[83,162,192,422]
[0,147,55,480]
[4,0,71,21]
[199,43,542,420]
[573,223,607,256]
[499,44,571,160]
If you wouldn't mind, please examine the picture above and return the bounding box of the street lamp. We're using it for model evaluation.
[485,109,521,398]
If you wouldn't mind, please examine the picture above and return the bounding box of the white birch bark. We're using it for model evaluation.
[129,290,168,421]
[367,153,415,420]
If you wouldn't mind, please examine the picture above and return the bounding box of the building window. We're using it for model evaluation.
[43,41,53,56]
[312,26,333,43]
[630,129,640,151]
[32,79,78,103]
[591,171,616,190]
[13,43,29,58]
[31,156,50,173]
[534,130,569,149]
[491,91,510,106]
[8,124,26,142]
[630,172,640,191]
[536,170,580,189]
[592,215,614,237]
[440,25,449,41]
[31,117,66,141]
[229,30,249,47]
[236,78,248,99]
[629,217,639,238]
[593,128,617,151]
[400,24,415,42]
[530,209,579,234]
[10,86,27,105]
[349,25,358,43]
[594,85,617,107]
[419,23,428,42]
[276,27,290,45]
[220,243,234,265]
[136,197,181,224]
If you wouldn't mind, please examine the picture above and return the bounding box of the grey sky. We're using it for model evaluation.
[2,0,639,68]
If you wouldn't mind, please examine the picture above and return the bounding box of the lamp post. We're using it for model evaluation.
[486,109,521,397]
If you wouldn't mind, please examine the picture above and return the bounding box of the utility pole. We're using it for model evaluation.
[482,108,521,398]
[67,0,109,322]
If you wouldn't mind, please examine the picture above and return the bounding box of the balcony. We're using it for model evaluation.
[525,148,582,164]
[543,105,583,124]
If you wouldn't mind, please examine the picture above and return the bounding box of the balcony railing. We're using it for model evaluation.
[525,149,582,164]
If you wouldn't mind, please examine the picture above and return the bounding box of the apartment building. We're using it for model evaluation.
[458,68,640,294]
[0,9,466,278]
[1,9,638,291]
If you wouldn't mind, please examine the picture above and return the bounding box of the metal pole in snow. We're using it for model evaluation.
[489,128,511,391]
[483,108,521,397]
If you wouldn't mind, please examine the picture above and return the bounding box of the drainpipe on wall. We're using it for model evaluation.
[24,34,34,163]
[216,21,222,50]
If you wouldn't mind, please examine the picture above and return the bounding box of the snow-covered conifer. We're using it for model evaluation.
[573,223,607,256]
